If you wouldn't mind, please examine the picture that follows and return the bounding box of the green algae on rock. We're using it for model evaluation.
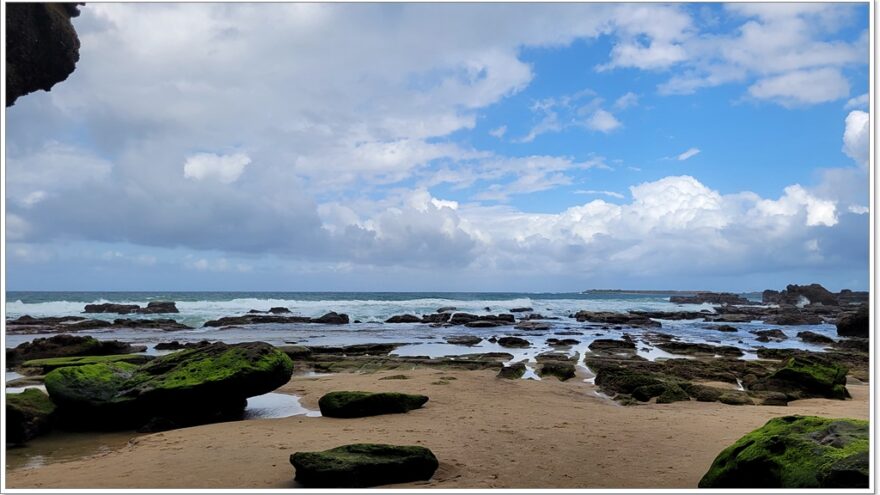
[6,389,57,444]
[755,355,849,400]
[318,391,428,418]
[290,443,439,487]
[699,415,868,488]
[22,354,154,373]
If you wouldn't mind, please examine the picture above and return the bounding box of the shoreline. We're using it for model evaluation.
[5,368,869,489]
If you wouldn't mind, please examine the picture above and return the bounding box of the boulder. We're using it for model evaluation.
[44,342,293,429]
[718,392,753,405]
[7,334,144,366]
[538,361,576,381]
[753,355,849,400]
[421,313,451,324]
[752,329,787,343]
[385,314,422,324]
[699,415,868,488]
[445,335,482,346]
[312,312,350,324]
[709,325,738,333]
[6,389,56,444]
[797,331,834,345]
[83,303,141,314]
[497,336,530,348]
[21,354,154,373]
[139,301,179,314]
[497,362,526,379]
[318,391,428,418]
[290,444,438,487]
[836,304,868,338]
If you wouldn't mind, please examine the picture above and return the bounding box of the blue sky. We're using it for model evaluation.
[5,3,871,292]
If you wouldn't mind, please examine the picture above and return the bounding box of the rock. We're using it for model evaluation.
[762,284,839,306]
[111,319,192,330]
[538,361,576,381]
[421,313,451,324]
[308,343,403,356]
[154,340,212,351]
[509,307,533,313]
[21,354,154,373]
[670,292,750,305]
[573,311,661,327]
[84,303,141,314]
[435,307,457,313]
[140,301,179,314]
[6,3,81,106]
[830,338,869,353]
[445,335,482,346]
[757,392,789,406]
[270,307,291,314]
[385,314,422,324]
[318,391,428,418]
[718,392,752,405]
[546,338,580,346]
[497,362,526,379]
[836,304,868,338]
[6,389,56,444]
[514,321,551,331]
[709,325,738,332]
[497,336,530,348]
[656,383,690,403]
[44,342,293,429]
[797,331,834,345]
[449,313,514,326]
[278,345,313,359]
[463,320,502,328]
[656,342,743,357]
[312,312,350,324]
[290,443,439,487]
[837,289,869,305]
[7,334,144,366]
[764,313,823,325]
[699,415,868,488]
[8,315,87,325]
[588,339,636,352]
[753,355,849,400]
[752,329,787,343]
[681,383,725,402]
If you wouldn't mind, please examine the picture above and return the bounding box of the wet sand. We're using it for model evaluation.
[5,369,870,489]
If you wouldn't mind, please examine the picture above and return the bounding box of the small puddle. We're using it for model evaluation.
[244,392,320,419]
[5,430,138,471]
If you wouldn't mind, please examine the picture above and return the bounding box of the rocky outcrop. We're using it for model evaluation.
[6,3,82,106]
[318,391,428,418]
[6,389,56,444]
[762,284,838,306]
[385,314,422,324]
[656,341,743,357]
[573,311,660,327]
[538,361,576,381]
[7,334,145,366]
[836,304,868,338]
[509,307,533,313]
[84,301,179,314]
[311,312,350,324]
[752,329,787,343]
[203,312,349,327]
[154,340,212,351]
[290,444,439,487]
[750,355,849,400]
[111,319,192,330]
[497,362,526,379]
[699,415,868,488]
[669,292,750,305]
[44,342,293,430]
[797,331,834,345]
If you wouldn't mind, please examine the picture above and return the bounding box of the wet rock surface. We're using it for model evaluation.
[290,443,439,487]
[318,391,428,418]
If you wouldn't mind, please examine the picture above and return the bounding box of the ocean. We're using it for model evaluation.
[4,291,837,361]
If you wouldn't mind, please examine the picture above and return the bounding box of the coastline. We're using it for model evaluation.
[6,368,869,489]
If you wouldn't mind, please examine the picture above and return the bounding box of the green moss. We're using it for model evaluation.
[594,366,662,394]
[7,388,56,416]
[656,383,689,403]
[770,357,849,398]
[44,361,138,407]
[6,389,56,444]
[497,363,526,379]
[538,361,576,381]
[318,391,428,418]
[699,415,869,488]
[22,354,152,372]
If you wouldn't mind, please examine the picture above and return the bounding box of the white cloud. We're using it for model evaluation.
[844,93,868,110]
[585,109,621,133]
[748,68,850,107]
[752,184,837,227]
[489,125,507,139]
[575,190,625,199]
[183,152,251,183]
[848,205,869,214]
[677,147,701,161]
[613,92,639,110]
[842,110,869,168]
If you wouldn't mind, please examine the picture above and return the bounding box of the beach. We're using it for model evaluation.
[6,368,869,489]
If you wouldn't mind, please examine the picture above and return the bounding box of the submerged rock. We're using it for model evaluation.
[6,389,56,444]
[699,415,868,488]
[44,342,293,429]
[318,391,428,418]
[752,329,787,343]
[290,443,439,487]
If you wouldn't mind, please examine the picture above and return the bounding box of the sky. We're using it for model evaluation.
[4,2,872,292]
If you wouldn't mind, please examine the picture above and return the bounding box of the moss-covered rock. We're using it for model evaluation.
[290,443,439,487]
[718,391,753,405]
[45,342,293,429]
[699,415,868,488]
[538,361,576,381]
[497,362,526,379]
[7,334,143,366]
[318,391,428,418]
[681,383,725,402]
[656,383,689,403]
[757,355,849,400]
[22,353,153,373]
[6,389,56,444]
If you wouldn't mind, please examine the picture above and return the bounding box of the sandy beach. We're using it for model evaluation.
[6,368,869,489]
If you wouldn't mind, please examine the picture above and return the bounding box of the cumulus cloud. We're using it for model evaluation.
[748,68,850,107]
[677,147,701,161]
[842,110,869,168]
[184,152,252,183]
[585,109,622,133]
